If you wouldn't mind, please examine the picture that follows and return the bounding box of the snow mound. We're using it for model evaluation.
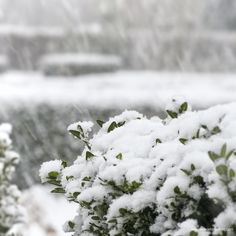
[40,99,236,235]
[39,54,121,66]
[19,186,76,236]
[1,71,236,109]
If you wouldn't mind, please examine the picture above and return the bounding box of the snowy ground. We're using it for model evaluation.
[1,71,236,109]
[18,186,76,236]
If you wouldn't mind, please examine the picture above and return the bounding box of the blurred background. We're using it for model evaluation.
[1,0,236,235]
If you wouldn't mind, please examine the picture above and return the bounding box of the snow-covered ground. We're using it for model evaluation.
[18,186,76,236]
[0,71,236,109]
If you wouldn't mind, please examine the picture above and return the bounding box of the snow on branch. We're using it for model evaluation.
[40,98,236,235]
[0,123,23,236]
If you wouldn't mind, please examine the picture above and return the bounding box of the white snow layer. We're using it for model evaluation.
[1,71,236,109]
[18,186,76,236]
[39,53,122,66]
[39,101,236,235]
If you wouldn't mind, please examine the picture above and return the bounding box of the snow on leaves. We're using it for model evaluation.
[0,123,22,236]
[40,99,236,236]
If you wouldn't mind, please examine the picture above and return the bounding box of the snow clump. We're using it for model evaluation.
[0,123,23,236]
[40,98,236,235]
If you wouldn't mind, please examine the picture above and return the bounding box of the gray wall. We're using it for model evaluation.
[1,28,236,72]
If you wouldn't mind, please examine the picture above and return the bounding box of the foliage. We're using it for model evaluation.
[0,124,22,236]
[40,99,236,235]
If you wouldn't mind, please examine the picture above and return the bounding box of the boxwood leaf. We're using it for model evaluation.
[116,153,123,160]
[166,110,178,119]
[216,164,228,176]
[179,102,188,114]
[86,151,95,161]
[221,143,227,157]
[51,187,65,193]
[97,120,105,127]
[108,121,118,133]
[48,171,59,179]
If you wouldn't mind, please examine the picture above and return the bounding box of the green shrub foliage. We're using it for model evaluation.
[40,99,236,236]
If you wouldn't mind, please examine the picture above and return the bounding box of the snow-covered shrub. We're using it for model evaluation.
[40,98,236,235]
[0,123,22,235]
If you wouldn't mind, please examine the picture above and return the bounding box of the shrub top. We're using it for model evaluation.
[40,98,236,236]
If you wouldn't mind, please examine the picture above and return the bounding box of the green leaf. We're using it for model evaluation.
[76,125,83,133]
[47,179,61,186]
[193,176,204,186]
[66,176,74,181]
[86,151,95,161]
[130,181,142,192]
[83,176,92,182]
[201,125,208,130]
[191,164,195,171]
[62,161,67,168]
[174,186,181,194]
[226,149,235,160]
[80,200,92,209]
[73,192,80,198]
[116,153,123,160]
[117,121,126,127]
[108,121,118,133]
[0,224,10,234]
[166,110,178,119]
[229,169,235,179]
[179,138,188,145]
[91,216,100,221]
[68,130,81,139]
[108,219,117,224]
[51,187,65,193]
[221,143,227,157]
[181,169,191,176]
[156,138,162,144]
[211,126,221,135]
[48,171,59,179]
[179,102,188,114]
[196,129,200,138]
[119,208,128,215]
[208,151,221,162]
[216,164,228,176]
[68,221,75,229]
[96,120,105,127]
[189,231,198,236]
